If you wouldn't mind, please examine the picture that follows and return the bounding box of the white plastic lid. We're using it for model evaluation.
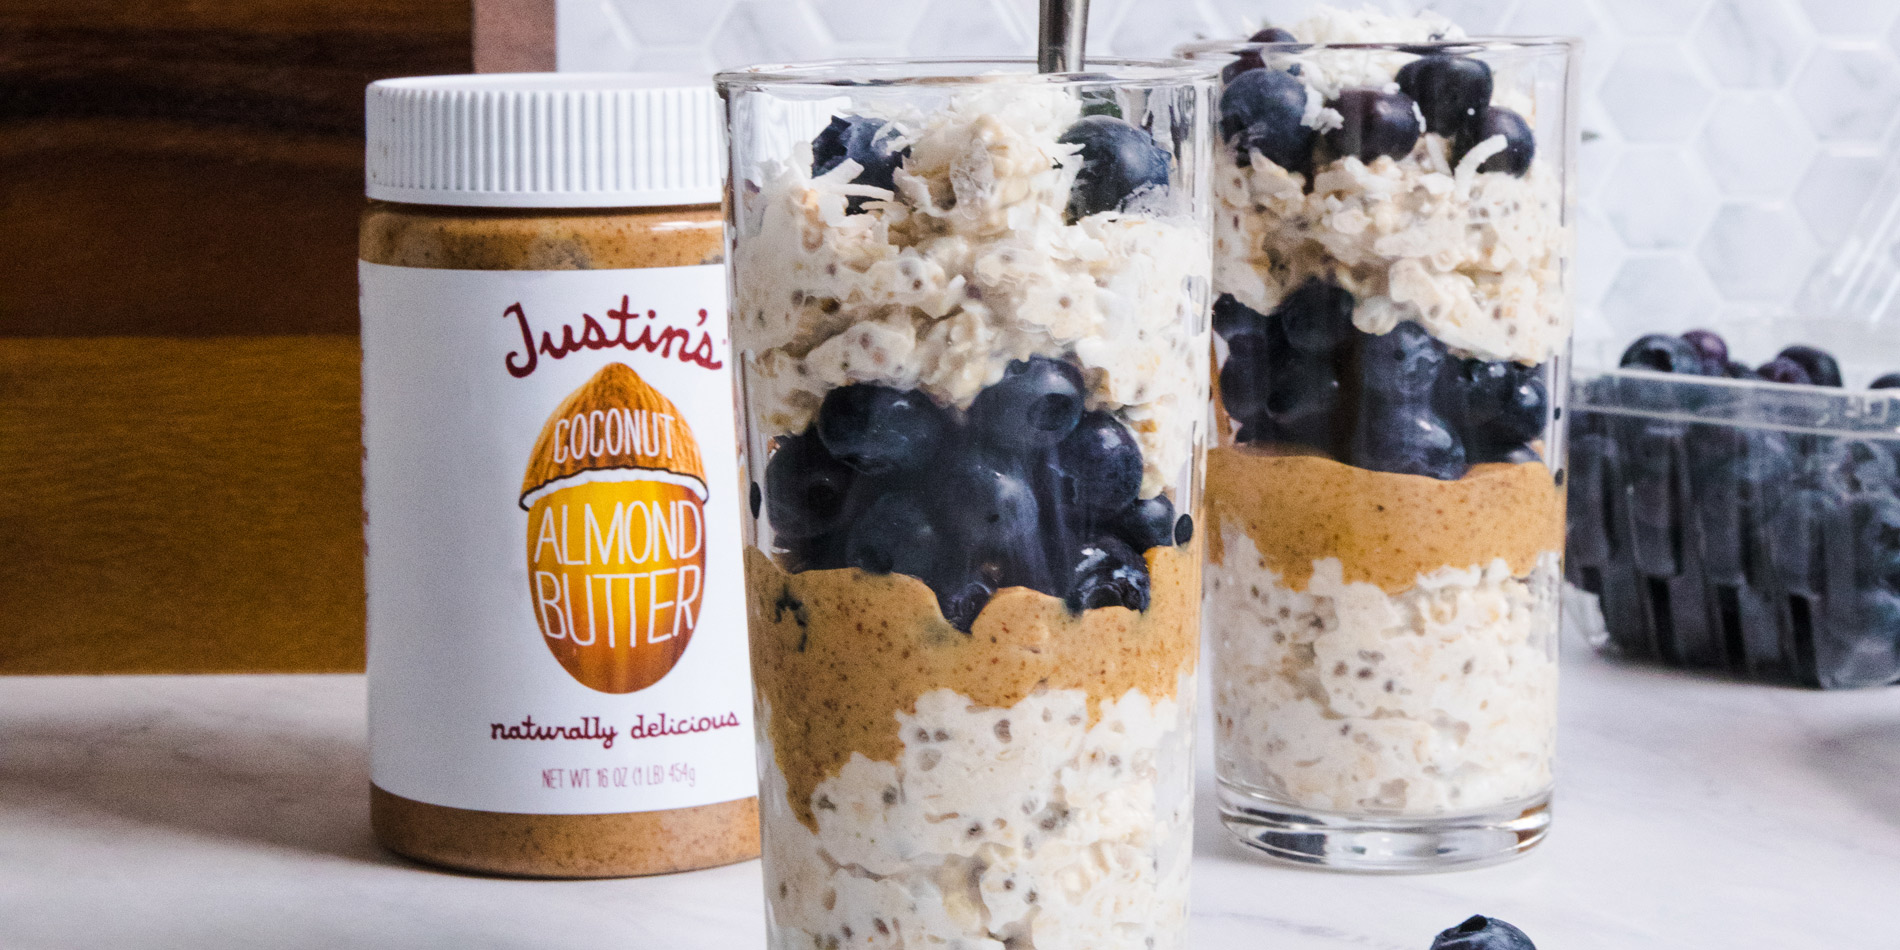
[364,73,723,209]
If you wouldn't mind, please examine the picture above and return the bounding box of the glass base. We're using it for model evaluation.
[1217,781,1552,873]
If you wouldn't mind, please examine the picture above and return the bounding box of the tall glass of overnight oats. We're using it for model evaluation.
[1179,10,1579,871]
[715,61,1215,946]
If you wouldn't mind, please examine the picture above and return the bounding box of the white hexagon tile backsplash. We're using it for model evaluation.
[554,0,1900,365]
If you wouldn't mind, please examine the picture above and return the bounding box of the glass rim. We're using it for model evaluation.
[714,57,1218,91]
[1174,36,1583,57]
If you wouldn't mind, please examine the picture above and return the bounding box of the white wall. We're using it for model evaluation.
[556,0,1900,366]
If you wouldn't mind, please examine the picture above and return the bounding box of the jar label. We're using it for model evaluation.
[361,261,755,815]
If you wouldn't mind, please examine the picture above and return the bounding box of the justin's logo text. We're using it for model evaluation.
[504,296,723,378]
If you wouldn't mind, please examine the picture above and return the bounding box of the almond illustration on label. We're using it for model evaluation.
[521,363,708,694]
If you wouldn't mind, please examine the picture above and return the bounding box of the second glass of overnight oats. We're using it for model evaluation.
[1180,9,1579,871]
[716,61,1213,946]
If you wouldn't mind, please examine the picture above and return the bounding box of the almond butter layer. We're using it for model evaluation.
[1205,447,1564,593]
[746,545,1200,830]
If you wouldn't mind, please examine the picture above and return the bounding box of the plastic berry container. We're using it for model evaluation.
[1567,366,1900,688]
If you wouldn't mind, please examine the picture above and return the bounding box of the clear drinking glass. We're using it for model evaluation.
[1177,35,1579,870]
[716,60,1214,945]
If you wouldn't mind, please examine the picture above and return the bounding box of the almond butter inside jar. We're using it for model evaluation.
[359,73,757,878]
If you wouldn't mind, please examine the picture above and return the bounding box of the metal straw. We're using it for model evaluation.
[1038,0,1088,73]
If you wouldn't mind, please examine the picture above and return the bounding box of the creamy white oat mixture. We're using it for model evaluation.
[1213,8,1568,366]
[733,85,1210,495]
[1207,529,1558,815]
[758,678,1195,950]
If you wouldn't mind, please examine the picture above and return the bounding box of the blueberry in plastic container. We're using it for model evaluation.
[1324,89,1421,163]
[1619,333,1707,374]
[1758,355,1813,385]
[1219,67,1316,170]
[967,357,1086,454]
[1059,115,1171,219]
[817,384,949,475]
[1679,329,1729,375]
[811,115,910,211]
[1873,372,1900,390]
[1429,915,1537,950]
[1397,54,1492,147]
[1776,345,1842,387]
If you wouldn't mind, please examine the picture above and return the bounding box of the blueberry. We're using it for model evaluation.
[1620,334,1705,374]
[811,115,909,211]
[1674,329,1728,375]
[1266,351,1341,449]
[936,574,997,632]
[1325,89,1422,163]
[765,431,856,539]
[1221,27,1301,83]
[1811,439,1899,496]
[940,455,1053,594]
[1466,360,1547,446]
[968,357,1086,454]
[842,490,942,579]
[1220,67,1317,170]
[1351,401,1467,480]
[1065,536,1151,612]
[1430,915,1537,950]
[749,481,762,518]
[1873,373,1900,390]
[1853,493,1900,590]
[1758,356,1813,386]
[1054,411,1144,517]
[816,385,949,475]
[1220,334,1273,423]
[1275,279,1356,355]
[1396,54,1492,147]
[1777,345,1843,387]
[1727,360,1762,380]
[1251,26,1296,42]
[1361,321,1450,399]
[1213,293,1272,343]
[1111,494,1176,550]
[1174,513,1195,544]
[1474,108,1535,176]
[1059,116,1171,219]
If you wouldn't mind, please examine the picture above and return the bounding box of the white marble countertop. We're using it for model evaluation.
[5,633,1900,949]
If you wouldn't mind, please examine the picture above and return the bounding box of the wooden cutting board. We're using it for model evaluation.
[0,0,477,673]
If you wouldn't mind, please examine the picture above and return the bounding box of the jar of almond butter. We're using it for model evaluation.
[359,73,757,878]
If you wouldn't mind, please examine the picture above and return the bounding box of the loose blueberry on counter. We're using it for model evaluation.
[817,384,949,475]
[1758,356,1814,386]
[1430,915,1537,950]
[765,432,856,538]
[1620,333,1707,374]
[811,115,910,211]
[1059,116,1171,219]
[1277,278,1356,355]
[1065,536,1151,612]
[1219,335,1273,423]
[1112,494,1177,551]
[1873,372,1900,389]
[1325,89,1422,162]
[968,357,1086,453]
[1054,411,1144,517]
[843,490,942,578]
[1474,108,1535,176]
[1680,328,1730,376]
[1220,67,1317,170]
[1396,54,1492,147]
[1777,344,1843,387]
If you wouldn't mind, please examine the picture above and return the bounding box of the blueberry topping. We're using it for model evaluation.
[817,385,949,475]
[1275,278,1356,355]
[1430,915,1537,950]
[811,115,909,211]
[765,432,856,538]
[1873,372,1900,390]
[1220,67,1317,171]
[1212,292,1272,343]
[1250,26,1297,42]
[1111,494,1177,550]
[1758,356,1813,385]
[1777,344,1843,387]
[1065,536,1151,612]
[1396,54,1493,147]
[1219,334,1273,423]
[1325,89,1422,162]
[1059,115,1171,219]
[1474,108,1534,176]
[1620,333,1706,374]
[1054,411,1144,517]
[843,490,942,578]
[1173,513,1195,544]
[1680,329,1729,375]
[968,357,1086,454]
